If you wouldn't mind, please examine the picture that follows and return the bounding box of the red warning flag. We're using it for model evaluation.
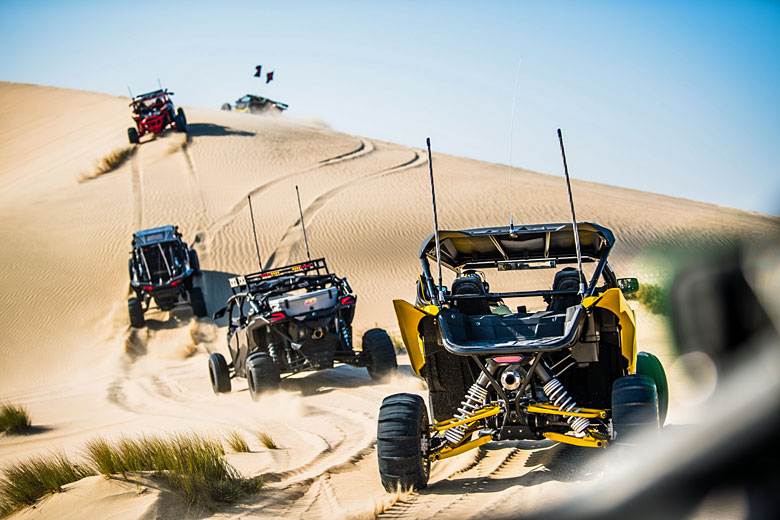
[266,71,274,84]
[254,65,262,77]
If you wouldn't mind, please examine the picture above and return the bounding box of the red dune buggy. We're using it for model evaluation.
[127,89,187,144]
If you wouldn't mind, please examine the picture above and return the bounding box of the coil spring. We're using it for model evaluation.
[444,383,489,445]
[267,343,278,364]
[543,378,590,434]
[340,319,351,349]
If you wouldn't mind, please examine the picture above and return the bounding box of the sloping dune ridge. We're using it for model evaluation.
[0,82,777,519]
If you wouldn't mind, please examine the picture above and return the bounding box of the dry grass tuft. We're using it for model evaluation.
[225,431,251,453]
[85,433,263,505]
[257,432,278,450]
[0,452,94,517]
[0,404,31,434]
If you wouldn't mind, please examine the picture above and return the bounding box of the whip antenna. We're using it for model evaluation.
[557,129,585,297]
[295,185,312,262]
[426,138,443,303]
[508,58,522,233]
[127,86,134,98]
[247,195,263,270]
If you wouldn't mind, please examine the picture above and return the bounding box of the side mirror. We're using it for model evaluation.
[618,278,639,295]
[213,307,227,319]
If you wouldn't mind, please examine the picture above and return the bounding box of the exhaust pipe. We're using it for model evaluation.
[501,369,522,391]
[312,328,324,340]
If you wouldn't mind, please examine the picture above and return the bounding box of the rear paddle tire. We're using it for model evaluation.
[611,374,660,445]
[246,353,281,400]
[175,114,187,133]
[128,296,145,328]
[208,353,231,394]
[362,328,397,381]
[190,287,207,318]
[188,249,201,276]
[377,393,430,491]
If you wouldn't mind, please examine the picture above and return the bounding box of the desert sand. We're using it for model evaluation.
[0,82,777,519]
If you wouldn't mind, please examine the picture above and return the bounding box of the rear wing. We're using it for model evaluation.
[228,258,329,294]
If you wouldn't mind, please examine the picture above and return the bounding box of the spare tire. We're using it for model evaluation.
[221,103,231,111]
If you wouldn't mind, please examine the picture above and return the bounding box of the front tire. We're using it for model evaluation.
[176,107,187,125]
[246,353,281,400]
[611,374,660,445]
[127,127,139,144]
[362,328,397,381]
[128,297,145,328]
[636,351,669,426]
[175,114,187,133]
[190,287,207,318]
[377,393,430,491]
[208,353,231,394]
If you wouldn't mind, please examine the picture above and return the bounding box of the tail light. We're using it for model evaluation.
[340,295,356,306]
[492,355,523,364]
[170,279,182,287]
[142,285,154,291]
[268,312,286,322]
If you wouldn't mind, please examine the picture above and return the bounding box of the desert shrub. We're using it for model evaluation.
[0,404,31,434]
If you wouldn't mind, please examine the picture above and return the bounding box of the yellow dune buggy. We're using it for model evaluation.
[378,222,668,491]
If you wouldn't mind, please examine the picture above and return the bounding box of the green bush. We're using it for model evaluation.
[0,404,31,434]
[85,433,263,504]
[0,452,94,517]
[625,283,668,315]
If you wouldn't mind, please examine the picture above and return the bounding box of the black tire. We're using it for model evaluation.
[362,328,397,381]
[611,374,660,445]
[246,353,281,400]
[188,249,201,276]
[377,393,430,492]
[636,351,669,426]
[190,287,207,318]
[221,103,231,111]
[175,114,187,133]
[127,127,139,144]
[128,259,134,281]
[176,107,187,125]
[128,297,145,328]
[208,353,231,394]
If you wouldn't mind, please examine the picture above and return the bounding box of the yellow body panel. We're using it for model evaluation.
[543,432,606,448]
[527,403,608,419]
[431,435,493,461]
[393,299,437,377]
[583,288,637,373]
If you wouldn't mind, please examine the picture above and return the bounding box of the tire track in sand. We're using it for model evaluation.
[264,146,425,268]
[205,137,375,239]
[130,146,143,229]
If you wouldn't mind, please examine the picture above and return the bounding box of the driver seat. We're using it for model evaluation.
[546,268,584,312]
[451,272,491,316]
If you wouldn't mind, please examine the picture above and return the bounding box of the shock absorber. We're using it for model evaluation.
[444,360,498,445]
[536,364,590,434]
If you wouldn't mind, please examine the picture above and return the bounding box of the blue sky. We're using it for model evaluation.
[1,0,778,215]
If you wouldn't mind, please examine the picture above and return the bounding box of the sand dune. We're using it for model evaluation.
[0,82,777,519]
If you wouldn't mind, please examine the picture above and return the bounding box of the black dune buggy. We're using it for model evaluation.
[221,94,289,114]
[381,222,669,491]
[208,258,397,400]
[127,225,206,327]
[127,88,187,144]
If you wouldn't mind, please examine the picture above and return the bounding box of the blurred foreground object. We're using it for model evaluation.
[514,238,780,520]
